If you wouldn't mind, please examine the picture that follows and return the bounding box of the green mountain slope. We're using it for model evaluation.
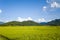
[0,21,40,26]
[47,19,60,26]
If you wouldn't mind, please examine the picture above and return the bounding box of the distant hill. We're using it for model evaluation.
[0,22,4,24]
[47,19,60,26]
[0,21,40,26]
[40,22,47,25]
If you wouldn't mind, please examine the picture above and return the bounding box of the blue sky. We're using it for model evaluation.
[0,0,60,22]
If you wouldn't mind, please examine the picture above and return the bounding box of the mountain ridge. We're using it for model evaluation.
[0,19,60,26]
[0,21,40,26]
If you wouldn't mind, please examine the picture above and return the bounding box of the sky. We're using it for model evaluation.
[0,0,60,22]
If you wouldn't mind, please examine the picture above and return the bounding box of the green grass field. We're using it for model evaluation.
[0,26,60,40]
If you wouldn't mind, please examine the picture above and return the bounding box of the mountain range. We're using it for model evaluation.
[0,19,60,26]
[0,21,40,26]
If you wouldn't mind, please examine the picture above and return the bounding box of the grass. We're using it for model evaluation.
[0,26,60,40]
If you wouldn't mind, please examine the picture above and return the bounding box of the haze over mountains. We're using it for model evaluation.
[0,22,4,24]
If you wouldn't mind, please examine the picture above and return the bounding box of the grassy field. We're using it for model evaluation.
[0,26,60,40]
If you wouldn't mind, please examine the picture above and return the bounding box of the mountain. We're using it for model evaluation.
[47,19,60,26]
[0,21,40,26]
[40,22,47,25]
[21,21,40,26]
[0,22,4,24]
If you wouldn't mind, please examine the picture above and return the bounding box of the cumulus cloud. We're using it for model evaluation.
[51,2,60,8]
[25,17,32,21]
[38,18,46,22]
[16,17,46,23]
[17,17,24,22]
[46,0,60,8]
[0,17,47,23]
[17,17,33,22]
[42,0,60,12]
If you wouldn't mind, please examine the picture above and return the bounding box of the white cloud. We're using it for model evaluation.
[17,17,24,22]
[0,17,47,23]
[51,2,60,8]
[43,6,47,11]
[17,17,33,22]
[23,17,33,21]
[17,17,47,23]
[0,9,2,13]
[38,18,46,22]
[43,0,60,12]
[46,0,60,8]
